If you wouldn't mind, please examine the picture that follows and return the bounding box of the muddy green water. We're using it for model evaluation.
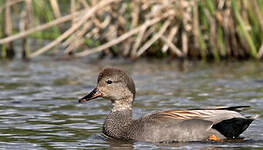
[0,58,262,149]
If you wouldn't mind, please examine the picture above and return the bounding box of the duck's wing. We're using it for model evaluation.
[154,109,242,124]
[153,106,256,124]
[189,105,250,112]
[149,106,257,138]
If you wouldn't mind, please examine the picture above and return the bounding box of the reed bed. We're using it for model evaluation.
[0,0,263,60]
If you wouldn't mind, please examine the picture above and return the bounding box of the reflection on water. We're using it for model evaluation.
[0,58,263,149]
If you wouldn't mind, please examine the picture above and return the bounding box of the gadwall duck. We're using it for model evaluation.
[79,67,258,142]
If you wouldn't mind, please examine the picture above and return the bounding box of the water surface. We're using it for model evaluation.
[0,58,262,149]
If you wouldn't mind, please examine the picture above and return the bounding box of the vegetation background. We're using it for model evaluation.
[1,0,263,61]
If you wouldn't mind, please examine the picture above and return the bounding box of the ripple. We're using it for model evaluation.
[63,123,99,130]
[0,142,44,150]
[15,124,58,130]
[0,59,263,149]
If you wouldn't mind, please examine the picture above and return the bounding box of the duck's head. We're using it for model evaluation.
[78,67,136,109]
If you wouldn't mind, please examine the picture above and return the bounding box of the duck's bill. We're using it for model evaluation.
[78,88,102,103]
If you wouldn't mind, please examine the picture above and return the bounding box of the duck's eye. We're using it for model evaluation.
[106,80,112,84]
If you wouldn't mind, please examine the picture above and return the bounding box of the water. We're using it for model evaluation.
[0,58,263,149]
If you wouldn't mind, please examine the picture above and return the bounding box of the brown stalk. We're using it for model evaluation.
[0,9,86,44]
[4,0,12,37]
[222,3,231,56]
[65,0,112,54]
[3,0,15,58]
[28,0,120,58]
[142,25,155,41]
[160,35,183,57]
[257,43,263,58]
[74,12,173,57]
[136,20,171,57]
[70,0,79,26]
[192,0,199,49]
[204,9,217,56]
[182,31,188,55]
[62,0,92,47]
[131,0,140,28]
[161,26,178,53]
[65,15,111,54]
[22,0,33,59]
[63,21,93,53]
[131,25,147,57]
[49,0,61,18]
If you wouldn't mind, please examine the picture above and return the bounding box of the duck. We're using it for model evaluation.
[78,67,258,142]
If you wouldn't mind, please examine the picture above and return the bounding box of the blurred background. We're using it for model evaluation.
[0,0,263,149]
[1,0,263,60]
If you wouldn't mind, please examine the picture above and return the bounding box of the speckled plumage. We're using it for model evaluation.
[78,67,257,142]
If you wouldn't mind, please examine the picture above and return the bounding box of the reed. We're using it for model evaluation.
[0,0,263,60]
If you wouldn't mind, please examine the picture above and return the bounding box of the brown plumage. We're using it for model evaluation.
[78,67,258,142]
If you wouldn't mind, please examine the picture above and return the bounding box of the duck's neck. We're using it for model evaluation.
[111,98,133,112]
[103,98,133,139]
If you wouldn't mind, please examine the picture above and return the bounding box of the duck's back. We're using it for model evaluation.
[126,107,256,142]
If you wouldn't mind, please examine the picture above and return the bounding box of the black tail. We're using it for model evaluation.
[212,117,255,139]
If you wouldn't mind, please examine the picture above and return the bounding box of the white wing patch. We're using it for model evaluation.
[158,109,244,124]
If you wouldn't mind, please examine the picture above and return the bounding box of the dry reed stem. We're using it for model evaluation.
[71,0,78,26]
[62,0,91,47]
[241,0,249,27]
[98,16,111,28]
[25,0,33,27]
[2,0,14,58]
[21,0,33,58]
[49,0,61,18]
[123,38,133,56]
[29,0,119,58]
[65,1,111,53]
[192,0,199,49]
[222,4,232,55]
[182,31,188,55]
[20,11,26,32]
[160,35,183,57]
[63,21,93,52]
[204,9,217,55]
[0,10,86,44]
[65,15,111,53]
[218,0,226,9]
[131,25,147,57]
[74,12,173,57]
[5,0,12,37]
[257,43,263,58]
[21,11,30,58]
[105,25,117,41]
[136,20,171,57]
[20,11,26,36]
[1,0,261,60]
[67,38,85,54]
[162,26,178,53]
[92,18,104,29]
[131,0,140,28]
[142,26,155,41]
[88,27,100,39]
